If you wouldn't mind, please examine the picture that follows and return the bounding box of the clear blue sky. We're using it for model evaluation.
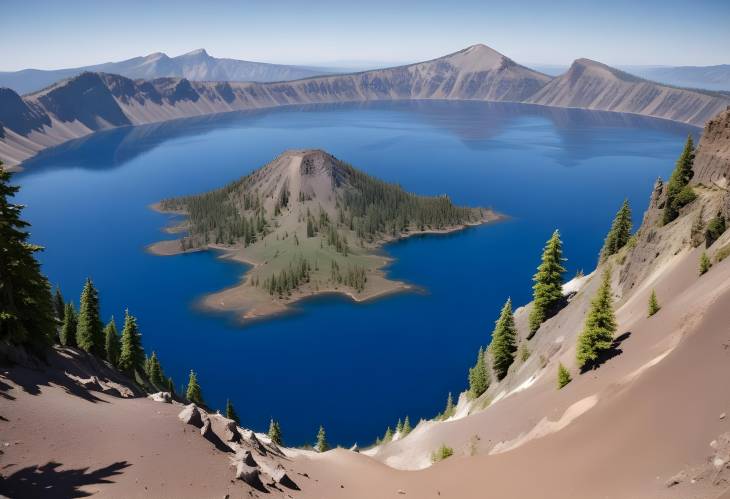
[1,0,728,70]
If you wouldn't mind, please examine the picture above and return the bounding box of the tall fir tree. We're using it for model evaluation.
[226,399,240,426]
[600,200,632,261]
[268,419,283,445]
[76,278,104,356]
[147,351,164,387]
[53,287,65,321]
[402,416,412,435]
[118,310,145,376]
[490,298,518,380]
[396,418,403,434]
[663,135,696,225]
[185,370,203,405]
[0,165,56,351]
[647,290,661,317]
[316,425,329,452]
[576,269,617,369]
[467,346,489,398]
[103,316,120,367]
[528,230,567,336]
[166,376,175,396]
[60,302,78,347]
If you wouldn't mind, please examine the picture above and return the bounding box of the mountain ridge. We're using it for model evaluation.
[1,43,729,169]
[0,48,334,95]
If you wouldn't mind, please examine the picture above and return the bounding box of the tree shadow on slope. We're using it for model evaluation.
[0,460,131,498]
[580,331,632,374]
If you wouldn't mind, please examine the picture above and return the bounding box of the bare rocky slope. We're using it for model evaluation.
[0,48,332,95]
[4,43,728,169]
[526,58,730,125]
[2,110,730,498]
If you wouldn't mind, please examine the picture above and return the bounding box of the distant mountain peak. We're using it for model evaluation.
[568,58,643,83]
[182,48,210,58]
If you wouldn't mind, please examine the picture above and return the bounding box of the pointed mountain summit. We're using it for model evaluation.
[527,57,729,124]
[150,149,495,319]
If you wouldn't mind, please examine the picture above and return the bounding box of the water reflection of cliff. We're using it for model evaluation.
[20,101,697,175]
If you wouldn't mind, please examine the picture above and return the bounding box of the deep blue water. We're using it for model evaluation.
[16,101,695,447]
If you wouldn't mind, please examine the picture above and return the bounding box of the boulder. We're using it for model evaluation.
[260,461,299,490]
[148,392,172,403]
[201,419,233,453]
[247,431,269,456]
[235,461,265,491]
[178,404,204,428]
[223,420,242,443]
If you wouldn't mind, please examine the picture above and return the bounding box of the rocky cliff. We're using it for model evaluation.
[2,45,729,170]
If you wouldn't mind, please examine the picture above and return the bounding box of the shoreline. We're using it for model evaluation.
[148,209,503,321]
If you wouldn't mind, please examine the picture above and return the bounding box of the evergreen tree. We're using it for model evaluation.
[166,377,175,396]
[148,351,164,387]
[441,392,455,420]
[402,416,412,436]
[576,269,617,369]
[226,398,240,426]
[490,298,518,380]
[118,310,145,376]
[0,166,56,351]
[268,419,283,445]
[557,363,572,389]
[396,418,403,434]
[185,370,203,405]
[699,252,712,275]
[467,346,489,398]
[316,425,329,452]
[103,316,120,367]
[60,302,78,347]
[383,426,393,442]
[76,278,104,356]
[647,290,661,317]
[600,200,632,261]
[53,287,65,321]
[528,230,567,336]
[663,135,696,225]
[705,215,726,247]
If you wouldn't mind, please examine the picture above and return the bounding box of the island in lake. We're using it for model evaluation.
[149,149,500,319]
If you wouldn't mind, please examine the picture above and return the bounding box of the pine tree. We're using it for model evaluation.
[53,287,65,321]
[226,398,240,426]
[185,370,203,405]
[118,310,145,376]
[383,426,393,442]
[663,135,696,225]
[576,269,617,369]
[0,165,56,350]
[647,290,661,317]
[557,362,572,389]
[104,316,120,367]
[528,230,567,336]
[699,252,711,275]
[491,298,518,380]
[600,200,632,261]
[76,278,104,356]
[402,416,412,435]
[148,351,164,387]
[467,346,489,398]
[60,302,78,347]
[166,377,175,396]
[268,419,283,446]
[441,392,455,419]
[316,425,329,452]
[396,418,403,434]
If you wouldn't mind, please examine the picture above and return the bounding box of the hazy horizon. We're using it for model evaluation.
[2,0,729,72]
